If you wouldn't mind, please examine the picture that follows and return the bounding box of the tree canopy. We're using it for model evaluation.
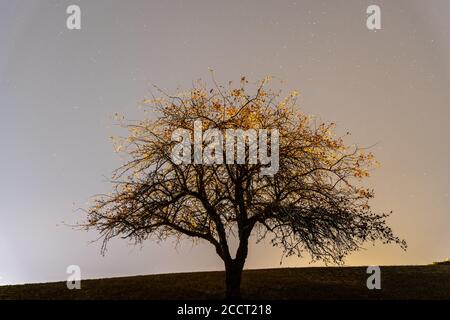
[84,76,406,299]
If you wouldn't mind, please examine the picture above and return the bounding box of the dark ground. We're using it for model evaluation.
[0,265,449,300]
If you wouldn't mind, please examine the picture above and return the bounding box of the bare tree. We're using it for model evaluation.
[83,76,406,299]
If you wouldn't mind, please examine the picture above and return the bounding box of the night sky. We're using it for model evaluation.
[1,0,450,285]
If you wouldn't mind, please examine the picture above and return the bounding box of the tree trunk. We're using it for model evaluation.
[223,221,251,300]
[225,260,245,300]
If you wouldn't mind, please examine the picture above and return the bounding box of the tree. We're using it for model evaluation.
[84,76,406,299]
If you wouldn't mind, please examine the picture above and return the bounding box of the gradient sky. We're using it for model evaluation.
[1,0,450,285]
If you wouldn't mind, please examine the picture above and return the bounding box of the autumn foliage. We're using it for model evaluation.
[84,76,406,299]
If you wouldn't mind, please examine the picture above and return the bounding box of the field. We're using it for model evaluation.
[0,265,449,300]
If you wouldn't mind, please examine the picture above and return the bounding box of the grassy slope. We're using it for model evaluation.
[0,265,449,300]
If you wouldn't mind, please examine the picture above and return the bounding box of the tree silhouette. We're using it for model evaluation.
[84,76,406,299]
